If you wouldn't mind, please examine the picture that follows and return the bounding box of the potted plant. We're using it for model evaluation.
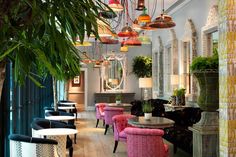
[190,52,218,111]
[142,101,153,120]
[132,56,152,78]
[115,94,122,104]
[173,88,186,106]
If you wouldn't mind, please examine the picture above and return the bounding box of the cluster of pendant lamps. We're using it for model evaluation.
[76,0,176,63]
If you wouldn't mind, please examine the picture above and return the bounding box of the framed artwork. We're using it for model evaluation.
[72,76,80,87]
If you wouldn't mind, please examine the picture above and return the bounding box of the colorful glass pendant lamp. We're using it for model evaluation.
[138,8,151,23]
[148,0,176,28]
[138,33,151,44]
[124,37,142,46]
[136,0,145,11]
[108,0,124,12]
[118,23,138,37]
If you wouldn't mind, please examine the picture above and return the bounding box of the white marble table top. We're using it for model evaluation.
[107,103,132,107]
[35,128,78,136]
[45,116,75,121]
[58,106,75,110]
[58,102,76,106]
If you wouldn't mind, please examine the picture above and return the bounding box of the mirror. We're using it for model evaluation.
[101,53,126,92]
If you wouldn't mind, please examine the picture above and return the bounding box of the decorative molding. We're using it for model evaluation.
[167,0,193,15]
[201,5,219,56]
[181,19,198,101]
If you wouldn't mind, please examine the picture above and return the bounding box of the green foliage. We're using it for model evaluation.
[173,88,186,96]
[0,0,110,85]
[115,94,122,101]
[142,101,153,113]
[190,51,218,72]
[132,56,152,78]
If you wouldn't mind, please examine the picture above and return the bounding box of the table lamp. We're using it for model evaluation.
[139,77,152,100]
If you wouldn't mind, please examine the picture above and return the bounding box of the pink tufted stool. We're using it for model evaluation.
[124,127,169,157]
[112,114,135,153]
[104,107,124,135]
[95,103,107,128]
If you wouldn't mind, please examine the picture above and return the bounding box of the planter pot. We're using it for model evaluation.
[144,113,152,120]
[171,96,176,105]
[176,95,185,106]
[193,71,219,111]
[116,100,121,104]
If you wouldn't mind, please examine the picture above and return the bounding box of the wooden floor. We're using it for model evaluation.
[70,111,192,157]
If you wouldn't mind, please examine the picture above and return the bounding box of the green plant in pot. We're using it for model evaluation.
[190,52,219,111]
[173,88,186,106]
[142,101,153,120]
[115,94,122,104]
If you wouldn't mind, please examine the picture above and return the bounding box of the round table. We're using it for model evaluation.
[107,103,132,111]
[35,128,78,157]
[58,102,76,106]
[128,116,175,129]
[45,116,75,121]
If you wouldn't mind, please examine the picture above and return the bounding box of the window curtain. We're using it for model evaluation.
[0,63,54,157]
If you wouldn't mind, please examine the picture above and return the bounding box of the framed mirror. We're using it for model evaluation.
[101,53,126,92]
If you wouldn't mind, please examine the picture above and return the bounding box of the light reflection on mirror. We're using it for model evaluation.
[102,53,126,91]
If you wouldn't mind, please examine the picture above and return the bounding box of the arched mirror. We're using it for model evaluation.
[101,53,126,92]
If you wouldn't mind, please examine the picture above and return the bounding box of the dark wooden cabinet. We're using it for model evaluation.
[94,93,135,103]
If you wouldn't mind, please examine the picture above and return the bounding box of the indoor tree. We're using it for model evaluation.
[0,0,110,109]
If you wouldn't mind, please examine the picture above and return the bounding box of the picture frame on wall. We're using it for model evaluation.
[72,76,80,87]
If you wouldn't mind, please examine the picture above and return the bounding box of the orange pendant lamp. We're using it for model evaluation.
[138,8,151,23]
[108,0,124,12]
[100,37,119,44]
[118,23,138,37]
[124,37,142,47]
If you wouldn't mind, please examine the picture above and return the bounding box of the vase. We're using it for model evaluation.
[116,100,121,104]
[193,71,219,111]
[144,113,152,120]
[171,96,176,106]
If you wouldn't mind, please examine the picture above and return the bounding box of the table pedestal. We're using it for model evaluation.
[189,112,219,157]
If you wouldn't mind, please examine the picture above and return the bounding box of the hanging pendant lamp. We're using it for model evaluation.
[100,37,119,44]
[148,0,176,28]
[138,8,151,23]
[124,37,142,46]
[118,23,138,37]
[108,0,124,12]
[136,0,145,11]
[138,33,151,44]
[90,19,113,37]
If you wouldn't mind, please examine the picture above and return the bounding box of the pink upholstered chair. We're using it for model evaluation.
[95,103,107,128]
[104,107,124,135]
[112,114,135,153]
[124,127,169,157]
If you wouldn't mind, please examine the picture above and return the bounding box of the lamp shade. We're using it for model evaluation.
[108,0,124,12]
[139,78,152,88]
[148,14,176,28]
[138,34,151,44]
[124,37,142,46]
[138,8,151,23]
[74,41,92,47]
[136,0,145,11]
[171,75,179,85]
[118,23,138,37]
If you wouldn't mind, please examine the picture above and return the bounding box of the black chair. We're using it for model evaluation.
[58,100,78,120]
[31,118,74,157]
[45,111,77,144]
[9,134,58,157]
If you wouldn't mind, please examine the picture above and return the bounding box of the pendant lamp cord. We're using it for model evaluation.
[162,0,165,14]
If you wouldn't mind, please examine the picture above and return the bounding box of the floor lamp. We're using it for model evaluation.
[139,78,152,100]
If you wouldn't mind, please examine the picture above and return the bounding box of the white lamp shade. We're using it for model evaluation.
[139,78,152,88]
[171,75,179,85]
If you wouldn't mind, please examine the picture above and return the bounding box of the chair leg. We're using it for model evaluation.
[74,134,77,144]
[75,113,77,121]
[69,147,73,157]
[96,119,99,128]
[103,120,105,126]
[104,124,109,135]
[173,144,177,154]
[113,140,118,153]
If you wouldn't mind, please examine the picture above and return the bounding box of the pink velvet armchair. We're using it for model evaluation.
[104,107,124,135]
[95,103,107,128]
[112,114,135,153]
[124,127,169,157]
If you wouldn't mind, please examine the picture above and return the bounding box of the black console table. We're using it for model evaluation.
[94,92,135,103]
